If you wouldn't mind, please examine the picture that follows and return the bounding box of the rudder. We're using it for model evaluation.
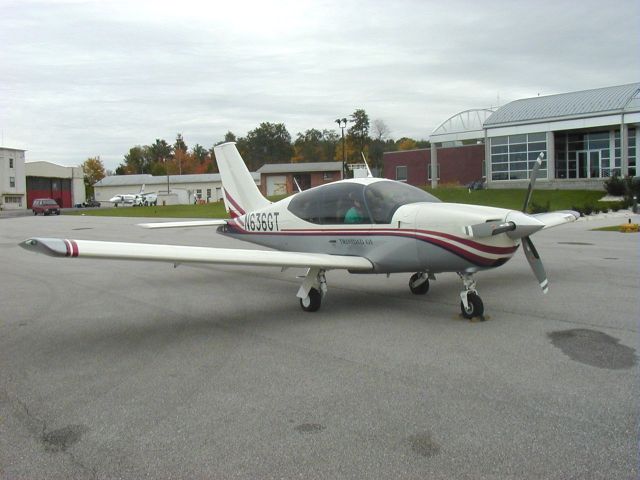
[213,142,270,217]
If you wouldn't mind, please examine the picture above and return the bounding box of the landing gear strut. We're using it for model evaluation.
[458,272,484,319]
[297,268,327,312]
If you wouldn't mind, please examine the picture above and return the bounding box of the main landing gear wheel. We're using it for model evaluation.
[460,292,484,319]
[409,272,430,295]
[300,288,322,312]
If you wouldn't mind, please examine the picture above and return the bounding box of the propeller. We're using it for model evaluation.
[522,153,544,212]
[464,152,549,293]
[522,236,549,293]
[521,152,548,293]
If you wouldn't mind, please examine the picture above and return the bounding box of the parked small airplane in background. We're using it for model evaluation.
[21,143,578,319]
[109,193,137,207]
[109,185,157,207]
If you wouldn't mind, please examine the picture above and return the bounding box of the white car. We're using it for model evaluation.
[133,193,157,206]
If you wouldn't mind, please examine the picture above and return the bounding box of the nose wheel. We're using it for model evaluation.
[458,273,485,320]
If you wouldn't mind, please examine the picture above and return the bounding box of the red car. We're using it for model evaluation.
[32,198,61,216]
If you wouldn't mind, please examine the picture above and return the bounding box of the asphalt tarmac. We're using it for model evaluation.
[1,213,638,479]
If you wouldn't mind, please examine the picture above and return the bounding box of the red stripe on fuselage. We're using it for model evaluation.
[223,189,246,216]
[223,224,517,267]
[279,227,518,255]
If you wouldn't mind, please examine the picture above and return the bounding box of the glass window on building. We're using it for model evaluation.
[614,128,637,177]
[629,128,636,176]
[622,128,637,176]
[556,131,616,179]
[395,165,407,182]
[490,133,547,181]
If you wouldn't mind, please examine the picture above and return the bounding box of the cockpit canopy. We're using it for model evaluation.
[287,180,440,225]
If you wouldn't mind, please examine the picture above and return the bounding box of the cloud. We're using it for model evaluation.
[1,0,638,170]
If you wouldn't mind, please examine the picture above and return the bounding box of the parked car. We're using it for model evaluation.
[32,198,61,216]
[83,198,101,207]
[133,193,157,206]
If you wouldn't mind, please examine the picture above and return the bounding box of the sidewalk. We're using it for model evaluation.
[0,209,32,219]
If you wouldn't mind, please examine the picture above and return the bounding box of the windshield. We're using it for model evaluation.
[287,180,439,225]
[364,181,440,223]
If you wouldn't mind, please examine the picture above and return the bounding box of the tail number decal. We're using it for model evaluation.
[246,212,280,232]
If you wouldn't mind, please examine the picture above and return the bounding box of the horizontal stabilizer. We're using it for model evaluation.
[139,219,228,229]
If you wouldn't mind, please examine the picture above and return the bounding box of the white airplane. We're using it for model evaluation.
[109,193,136,207]
[110,184,156,207]
[20,143,578,319]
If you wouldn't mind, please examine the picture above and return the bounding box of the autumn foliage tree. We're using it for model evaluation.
[81,156,106,198]
[115,110,428,176]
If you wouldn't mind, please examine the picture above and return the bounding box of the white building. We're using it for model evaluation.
[484,82,640,189]
[0,147,26,210]
[93,173,261,206]
[25,161,85,207]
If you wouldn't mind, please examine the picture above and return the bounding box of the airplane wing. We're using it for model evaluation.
[139,219,228,229]
[19,238,374,271]
[531,210,580,230]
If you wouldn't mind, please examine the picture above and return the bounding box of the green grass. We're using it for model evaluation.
[425,187,606,211]
[69,188,611,218]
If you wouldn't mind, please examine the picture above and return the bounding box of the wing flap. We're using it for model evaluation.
[531,210,580,230]
[20,238,373,271]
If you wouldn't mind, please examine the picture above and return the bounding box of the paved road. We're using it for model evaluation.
[1,214,638,479]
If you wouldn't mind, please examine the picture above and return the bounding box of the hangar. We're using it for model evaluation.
[257,162,342,196]
[383,82,640,190]
[25,161,85,208]
[1,151,85,211]
[93,172,261,206]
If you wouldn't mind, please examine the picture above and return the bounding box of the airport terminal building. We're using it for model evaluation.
[385,82,640,189]
[484,82,639,188]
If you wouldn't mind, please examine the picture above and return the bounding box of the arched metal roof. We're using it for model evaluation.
[431,109,495,136]
[484,82,640,127]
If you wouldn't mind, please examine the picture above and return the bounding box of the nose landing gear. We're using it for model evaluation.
[458,272,484,320]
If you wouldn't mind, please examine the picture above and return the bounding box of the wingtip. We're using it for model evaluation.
[19,237,71,257]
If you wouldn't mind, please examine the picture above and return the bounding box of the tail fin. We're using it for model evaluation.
[214,142,270,217]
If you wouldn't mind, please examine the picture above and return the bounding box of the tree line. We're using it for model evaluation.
[85,109,430,188]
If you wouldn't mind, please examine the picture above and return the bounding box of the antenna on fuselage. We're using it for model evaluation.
[360,152,373,178]
[293,177,303,193]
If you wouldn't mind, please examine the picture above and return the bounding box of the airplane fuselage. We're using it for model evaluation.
[219,178,520,274]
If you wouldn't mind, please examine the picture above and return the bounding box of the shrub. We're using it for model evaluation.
[529,201,550,214]
[604,175,626,196]
[583,204,594,216]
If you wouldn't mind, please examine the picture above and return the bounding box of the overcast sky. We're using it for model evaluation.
[1,0,638,171]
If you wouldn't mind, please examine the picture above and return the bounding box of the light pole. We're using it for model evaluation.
[163,157,170,194]
[335,117,347,179]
